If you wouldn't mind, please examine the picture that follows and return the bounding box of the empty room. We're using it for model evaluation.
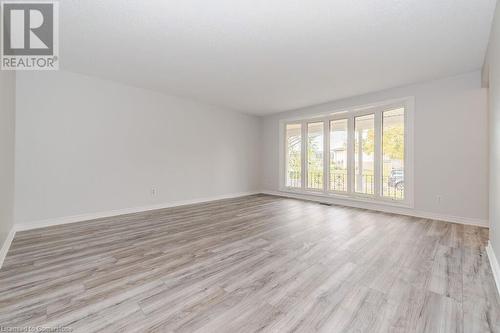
[1,0,500,332]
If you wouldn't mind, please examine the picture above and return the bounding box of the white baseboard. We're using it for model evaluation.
[261,190,488,228]
[14,189,488,232]
[487,241,500,298]
[15,191,259,232]
[0,227,16,269]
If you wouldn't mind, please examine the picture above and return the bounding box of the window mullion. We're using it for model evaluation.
[324,120,329,193]
[301,121,307,190]
[347,115,355,194]
[374,111,382,198]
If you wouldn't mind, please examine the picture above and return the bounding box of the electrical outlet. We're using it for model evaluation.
[151,188,157,196]
[436,195,442,204]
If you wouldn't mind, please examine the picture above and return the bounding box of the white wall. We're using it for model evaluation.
[0,71,16,249]
[488,3,500,256]
[261,71,488,224]
[15,71,260,227]
[12,69,490,228]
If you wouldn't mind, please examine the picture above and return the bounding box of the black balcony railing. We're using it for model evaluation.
[382,176,404,200]
[355,174,374,194]
[308,171,323,189]
[330,171,347,192]
[287,171,301,188]
[288,171,404,200]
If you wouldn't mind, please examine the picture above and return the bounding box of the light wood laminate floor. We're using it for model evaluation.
[1,194,500,332]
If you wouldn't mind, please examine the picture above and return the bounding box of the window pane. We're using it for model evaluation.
[382,108,405,199]
[330,119,348,192]
[307,122,324,190]
[286,124,302,188]
[354,114,375,194]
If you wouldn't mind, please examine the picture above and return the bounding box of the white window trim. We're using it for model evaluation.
[279,96,415,209]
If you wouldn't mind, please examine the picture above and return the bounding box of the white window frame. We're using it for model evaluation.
[278,97,414,208]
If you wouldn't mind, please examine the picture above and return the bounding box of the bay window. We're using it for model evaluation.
[280,98,413,206]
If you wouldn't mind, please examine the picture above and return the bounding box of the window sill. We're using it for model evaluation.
[278,187,413,209]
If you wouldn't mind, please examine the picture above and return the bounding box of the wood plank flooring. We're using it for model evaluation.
[1,194,499,332]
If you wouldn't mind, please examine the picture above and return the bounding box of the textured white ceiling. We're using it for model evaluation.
[60,0,497,115]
